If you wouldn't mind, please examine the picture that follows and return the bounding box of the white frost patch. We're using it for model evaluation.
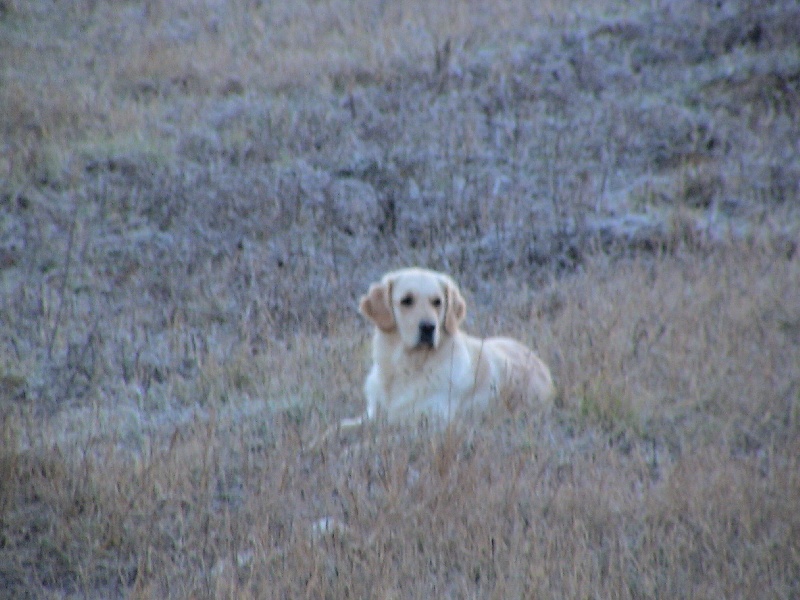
[16,388,281,459]
[311,517,349,538]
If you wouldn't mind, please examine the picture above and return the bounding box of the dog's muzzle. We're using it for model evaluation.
[418,322,436,348]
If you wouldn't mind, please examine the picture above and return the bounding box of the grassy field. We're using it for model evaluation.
[1,0,799,598]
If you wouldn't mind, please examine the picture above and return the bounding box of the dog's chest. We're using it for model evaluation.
[378,345,476,421]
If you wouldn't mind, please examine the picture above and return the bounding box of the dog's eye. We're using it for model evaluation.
[400,295,414,307]
[431,297,442,308]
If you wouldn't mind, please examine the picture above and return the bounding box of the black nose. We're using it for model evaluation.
[419,322,436,345]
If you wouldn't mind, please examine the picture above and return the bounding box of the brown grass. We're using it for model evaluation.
[1,0,799,598]
[2,242,798,598]
[0,0,596,190]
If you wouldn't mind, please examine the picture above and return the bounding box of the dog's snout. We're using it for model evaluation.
[419,322,436,346]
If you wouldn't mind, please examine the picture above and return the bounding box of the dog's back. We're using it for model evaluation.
[480,336,555,410]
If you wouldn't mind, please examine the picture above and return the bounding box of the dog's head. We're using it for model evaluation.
[359,268,466,351]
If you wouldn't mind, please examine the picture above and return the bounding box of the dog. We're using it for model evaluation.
[341,267,555,430]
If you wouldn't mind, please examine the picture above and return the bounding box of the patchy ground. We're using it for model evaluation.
[1,0,799,598]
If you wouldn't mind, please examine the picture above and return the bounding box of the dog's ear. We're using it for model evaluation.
[359,280,395,332]
[443,280,466,334]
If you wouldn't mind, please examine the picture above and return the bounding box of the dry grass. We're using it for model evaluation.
[2,0,800,598]
[0,0,599,190]
[2,242,798,599]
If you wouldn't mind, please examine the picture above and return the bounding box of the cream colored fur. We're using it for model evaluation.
[343,267,555,429]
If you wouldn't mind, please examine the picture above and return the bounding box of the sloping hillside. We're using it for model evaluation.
[1,1,798,597]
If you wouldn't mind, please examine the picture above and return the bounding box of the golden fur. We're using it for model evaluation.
[342,267,555,429]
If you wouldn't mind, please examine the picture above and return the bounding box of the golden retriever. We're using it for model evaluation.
[341,267,555,430]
